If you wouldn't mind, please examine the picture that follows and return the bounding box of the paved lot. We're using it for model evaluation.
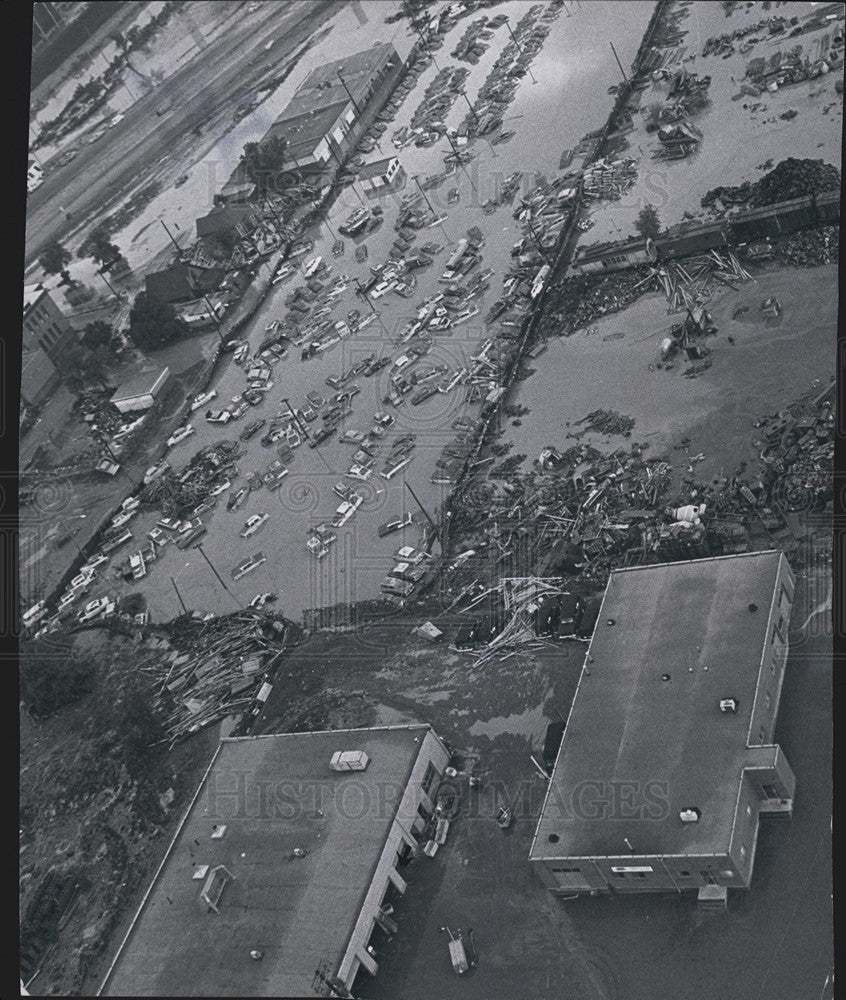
[357,574,832,1000]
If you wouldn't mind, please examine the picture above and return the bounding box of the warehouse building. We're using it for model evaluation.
[530,551,796,905]
[217,43,403,203]
[99,724,450,998]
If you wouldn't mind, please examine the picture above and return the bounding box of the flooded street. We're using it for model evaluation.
[115,0,653,623]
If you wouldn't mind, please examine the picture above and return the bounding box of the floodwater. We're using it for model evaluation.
[94,0,655,623]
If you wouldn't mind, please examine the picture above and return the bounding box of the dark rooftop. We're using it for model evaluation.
[196,204,257,240]
[100,725,435,997]
[264,98,351,159]
[531,551,787,861]
[145,263,225,304]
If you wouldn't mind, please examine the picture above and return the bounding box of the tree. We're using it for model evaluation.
[81,224,125,270]
[128,291,184,352]
[20,638,94,717]
[634,203,661,241]
[39,240,76,287]
[240,135,288,195]
[80,319,114,352]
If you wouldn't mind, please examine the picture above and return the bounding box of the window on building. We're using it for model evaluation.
[551,867,581,873]
[761,783,779,800]
[416,803,430,822]
[700,871,716,885]
[779,583,792,609]
[633,872,648,879]
[420,761,439,799]
[613,872,626,879]
[678,871,691,878]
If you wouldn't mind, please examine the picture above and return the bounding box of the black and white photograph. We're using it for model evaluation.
[17,1,838,997]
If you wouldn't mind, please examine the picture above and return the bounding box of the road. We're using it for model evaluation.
[25,0,336,266]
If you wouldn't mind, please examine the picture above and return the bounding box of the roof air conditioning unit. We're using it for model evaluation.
[680,808,701,823]
[330,750,370,772]
[719,698,738,713]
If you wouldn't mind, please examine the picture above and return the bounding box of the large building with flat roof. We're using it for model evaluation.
[218,42,403,203]
[99,724,450,997]
[530,551,796,903]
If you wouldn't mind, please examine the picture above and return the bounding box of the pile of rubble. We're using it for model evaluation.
[139,440,241,517]
[151,609,294,742]
[743,30,844,94]
[701,14,792,58]
[702,157,840,210]
[772,225,839,267]
[581,157,638,200]
[539,265,655,336]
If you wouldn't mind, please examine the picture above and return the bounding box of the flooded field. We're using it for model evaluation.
[103,0,654,623]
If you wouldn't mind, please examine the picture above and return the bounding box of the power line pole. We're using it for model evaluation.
[609,41,627,83]
[413,175,453,245]
[197,544,242,608]
[504,19,537,84]
[404,481,438,534]
[170,576,188,613]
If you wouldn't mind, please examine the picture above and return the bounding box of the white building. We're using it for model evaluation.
[99,724,450,998]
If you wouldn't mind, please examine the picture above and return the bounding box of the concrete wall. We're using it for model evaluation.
[336,728,449,989]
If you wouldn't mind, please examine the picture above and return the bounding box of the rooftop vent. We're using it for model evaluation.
[211,824,228,839]
[719,698,738,713]
[548,833,560,843]
[748,603,758,613]
[680,808,701,824]
[329,750,370,772]
[201,865,234,913]
[192,865,210,880]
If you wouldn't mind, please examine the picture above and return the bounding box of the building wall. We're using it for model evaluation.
[337,728,449,989]
[748,553,794,746]
[535,851,752,895]
[23,288,77,368]
[21,347,61,406]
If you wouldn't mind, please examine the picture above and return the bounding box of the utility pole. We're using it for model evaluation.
[413,174,453,244]
[170,576,188,613]
[609,41,627,83]
[404,481,438,535]
[444,133,478,197]
[96,268,120,298]
[353,277,397,346]
[161,219,181,253]
[504,20,537,84]
[527,219,551,264]
[281,397,333,473]
[197,544,242,609]
[337,70,362,118]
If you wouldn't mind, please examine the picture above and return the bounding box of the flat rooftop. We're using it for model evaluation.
[531,551,785,861]
[288,42,397,118]
[110,367,169,403]
[101,725,434,997]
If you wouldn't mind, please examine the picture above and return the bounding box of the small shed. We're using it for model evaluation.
[110,367,170,414]
[359,156,405,194]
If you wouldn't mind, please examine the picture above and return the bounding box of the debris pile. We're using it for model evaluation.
[772,225,839,267]
[139,440,241,517]
[702,157,840,209]
[150,610,294,742]
[573,410,636,436]
[457,577,568,667]
[581,157,638,201]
